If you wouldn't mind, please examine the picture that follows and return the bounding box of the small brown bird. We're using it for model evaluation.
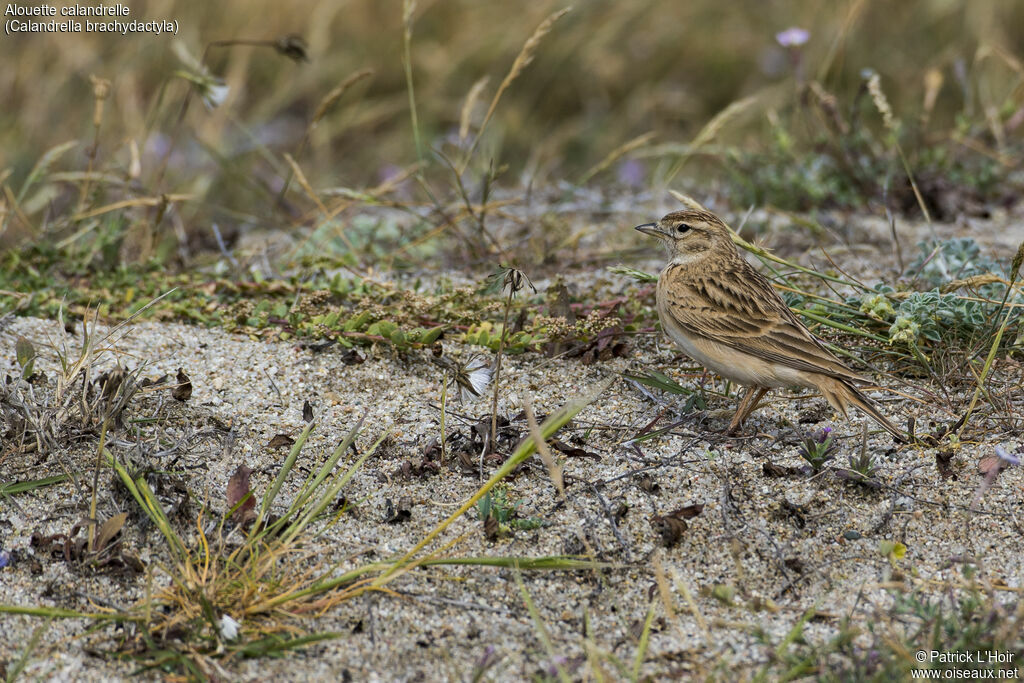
[636,206,906,442]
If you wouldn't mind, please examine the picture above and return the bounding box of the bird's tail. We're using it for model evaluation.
[821,379,908,444]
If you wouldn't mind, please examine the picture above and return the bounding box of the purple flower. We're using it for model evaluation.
[995,445,1021,466]
[616,159,646,187]
[0,550,10,569]
[377,164,404,185]
[475,645,497,669]
[776,27,809,47]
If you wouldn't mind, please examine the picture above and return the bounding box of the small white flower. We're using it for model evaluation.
[461,361,493,402]
[201,82,230,110]
[219,614,240,641]
[775,27,809,47]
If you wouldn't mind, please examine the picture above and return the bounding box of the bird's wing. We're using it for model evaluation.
[659,259,866,382]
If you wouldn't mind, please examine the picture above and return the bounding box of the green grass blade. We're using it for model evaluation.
[256,421,315,530]
[630,602,657,682]
[623,370,691,395]
[0,474,70,496]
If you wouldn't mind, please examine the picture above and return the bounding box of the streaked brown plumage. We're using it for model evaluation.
[636,207,905,442]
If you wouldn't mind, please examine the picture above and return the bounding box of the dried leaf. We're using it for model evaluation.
[482,515,500,541]
[302,399,314,422]
[762,462,805,478]
[670,503,705,520]
[15,336,36,378]
[172,368,192,401]
[94,512,127,552]
[384,497,413,524]
[268,434,295,449]
[226,465,256,526]
[935,449,956,479]
[340,348,365,365]
[650,513,687,548]
[637,475,660,494]
[550,438,600,460]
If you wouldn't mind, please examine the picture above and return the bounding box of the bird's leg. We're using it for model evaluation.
[738,386,769,424]
[725,386,769,435]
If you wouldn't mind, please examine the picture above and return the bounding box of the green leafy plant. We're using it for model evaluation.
[906,238,1003,289]
[798,427,838,472]
[841,447,881,487]
[15,336,36,380]
[478,484,546,539]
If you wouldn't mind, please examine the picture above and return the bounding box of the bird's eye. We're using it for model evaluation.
[676,223,691,233]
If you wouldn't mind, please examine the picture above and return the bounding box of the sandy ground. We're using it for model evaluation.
[1,205,1023,681]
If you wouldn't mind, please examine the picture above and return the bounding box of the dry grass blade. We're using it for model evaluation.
[2,183,34,237]
[524,397,565,498]
[817,0,868,80]
[403,0,423,160]
[671,565,708,636]
[15,140,77,204]
[459,76,490,142]
[460,7,572,172]
[283,153,329,215]
[690,96,759,147]
[310,69,375,129]
[517,570,573,683]
[662,95,758,184]
[651,552,681,641]
[577,131,656,186]
[631,601,657,682]
[63,193,192,224]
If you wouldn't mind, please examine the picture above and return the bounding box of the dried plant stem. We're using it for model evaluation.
[402,0,423,161]
[895,142,931,224]
[489,286,515,455]
[78,75,110,214]
[524,398,564,498]
[87,414,111,552]
[439,380,448,471]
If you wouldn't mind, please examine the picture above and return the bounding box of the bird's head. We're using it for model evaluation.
[634,210,734,260]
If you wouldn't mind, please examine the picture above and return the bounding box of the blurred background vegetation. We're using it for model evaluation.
[1,0,1022,266]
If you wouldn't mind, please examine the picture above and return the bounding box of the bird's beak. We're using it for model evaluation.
[634,222,663,238]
